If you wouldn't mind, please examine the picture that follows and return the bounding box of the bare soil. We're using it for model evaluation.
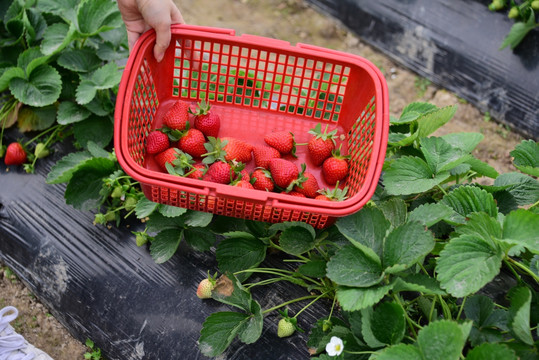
[0,0,524,359]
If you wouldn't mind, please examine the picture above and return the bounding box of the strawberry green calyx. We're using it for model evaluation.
[201,136,228,164]
[308,122,338,145]
[190,99,211,116]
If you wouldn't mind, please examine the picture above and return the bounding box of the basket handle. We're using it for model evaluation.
[171,24,235,36]
[240,34,290,48]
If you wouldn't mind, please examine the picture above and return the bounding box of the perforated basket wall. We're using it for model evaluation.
[115,25,389,229]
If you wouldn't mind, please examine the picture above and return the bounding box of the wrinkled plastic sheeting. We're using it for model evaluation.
[305,0,538,139]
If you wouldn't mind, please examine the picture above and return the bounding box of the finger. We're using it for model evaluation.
[126,31,139,52]
[153,22,171,62]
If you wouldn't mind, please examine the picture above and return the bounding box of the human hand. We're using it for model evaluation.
[117,0,185,62]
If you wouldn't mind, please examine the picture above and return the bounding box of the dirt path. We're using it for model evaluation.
[0,1,524,359]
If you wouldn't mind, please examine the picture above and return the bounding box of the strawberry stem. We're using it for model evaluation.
[262,295,319,315]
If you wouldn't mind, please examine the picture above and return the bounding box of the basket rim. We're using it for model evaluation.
[114,24,389,217]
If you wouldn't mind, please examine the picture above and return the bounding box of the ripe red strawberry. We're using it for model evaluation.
[293,171,320,198]
[308,123,337,166]
[234,179,254,189]
[179,128,207,158]
[146,130,170,154]
[222,137,253,164]
[155,148,180,171]
[186,163,206,180]
[252,145,280,169]
[163,99,190,130]
[288,190,306,198]
[268,158,299,189]
[277,318,296,338]
[251,168,274,192]
[236,168,250,182]
[264,131,296,156]
[4,142,27,165]
[191,100,220,138]
[204,161,232,184]
[322,148,349,185]
[196,278,216,299]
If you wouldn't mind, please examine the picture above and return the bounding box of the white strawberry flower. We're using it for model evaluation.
[325,336,344,357]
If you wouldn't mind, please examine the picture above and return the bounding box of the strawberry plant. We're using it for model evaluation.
[0,0,127,172]
[488,0,539,49]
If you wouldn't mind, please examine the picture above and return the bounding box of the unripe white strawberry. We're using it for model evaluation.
[277,318,295,338]
[196,278,215,299]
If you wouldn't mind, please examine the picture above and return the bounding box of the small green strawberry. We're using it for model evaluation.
[277,318,296,338]
[196,273,217,299]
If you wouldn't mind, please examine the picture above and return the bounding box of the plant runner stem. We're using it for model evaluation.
[262,295,319,315]
[507,257,539,283]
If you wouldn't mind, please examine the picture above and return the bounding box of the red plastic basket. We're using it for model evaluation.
[114,24,389,229]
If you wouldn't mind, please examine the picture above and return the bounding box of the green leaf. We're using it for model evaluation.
[417,320,472,360]
[436,234,503,297]
[508,287,534,345]
[374,343,422,360]
[392,274,445,295]
[465,157,499,179]
[493,172,539,206]
[408,203,454,227]
[363,302,406,346]
[146,212,185,233]
[278,222,316,256]
[382,221,434,272]
[40,22,74,56]
[38,0,78,23]
[180,210,213,227]
[378,197,407,227]
[76,0,123,36]
[441,132,484,153]
[510,140,539,177]
[455,212,501,247]
[16,47,49,77]
[502,209,539,253]
[149,228,183,264]
[298,260,327,278]
[46,151,93,184]
[375,320,472,360]
[134,196,159,218]
[417,105,457,138]
[76,79,97,105]
[237,301,263,344]
[198,312,252,357]
[73,116,113,149]
[383,156,450,195]
[158,205,188,218]
[464,295,508,340]
[57,101,91,125]
[336,282,394,311]
[392,102,438,124]
[81,62,122,90]
[10,64,61,106]
[466,343,517,360]
[336,206,390,260]
[64,157,116,211]
[500,11,537,50]
[441,186,498,223]
[326,245,384,287]
[420,136,471,173]
[184,227,216,252]
[17,105,56,132]
[57,48,101,73]
[216,236,267,276]
[0,67,25,92]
